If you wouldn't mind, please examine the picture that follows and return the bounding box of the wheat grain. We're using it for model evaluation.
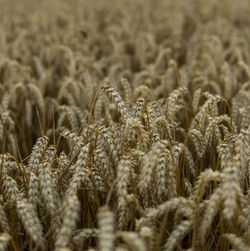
[101,81,130,121]
[98,206,114,251]
[72,228,99,245]
[39,161,58,216]
[0,233,11,251]
[55,194,80,250]
[116,231,146,251]
[117,155,131,229]
[2,175,20,205]
[27,83,45,114]
[0,203,10,233]
[223,233,248,251]
[163,219,192,251]
[16,198,46,249]
[28,136,49,174]
[28,171,40,208]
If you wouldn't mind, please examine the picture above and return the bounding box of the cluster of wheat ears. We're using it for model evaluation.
[0,0,249,250]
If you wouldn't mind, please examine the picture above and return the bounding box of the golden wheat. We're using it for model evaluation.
[0,0,249,250]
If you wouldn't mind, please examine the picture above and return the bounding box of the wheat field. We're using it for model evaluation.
[0,0,249,250]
